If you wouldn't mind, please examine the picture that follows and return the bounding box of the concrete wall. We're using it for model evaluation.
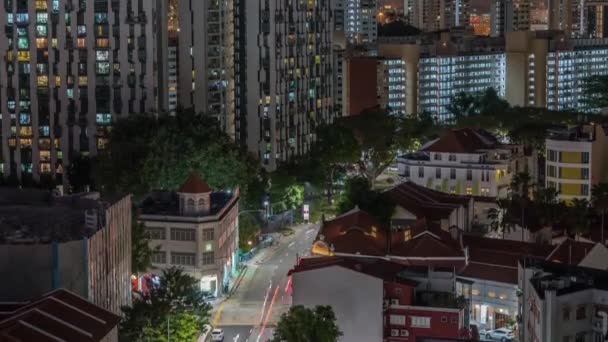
[0,241,85,301]
[292,265,384,342]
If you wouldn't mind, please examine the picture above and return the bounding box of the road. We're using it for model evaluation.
[213,224,319,342]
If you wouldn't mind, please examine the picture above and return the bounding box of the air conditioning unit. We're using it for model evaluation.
[391,299,399,306]
[383,299,389,308]
[391,329,399,337]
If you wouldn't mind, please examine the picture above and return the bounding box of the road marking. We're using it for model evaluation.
[234,333,240,342]
[288,242,295,248]
[257,285,272,325]
[212,301,226,327]
[305,229,315,235]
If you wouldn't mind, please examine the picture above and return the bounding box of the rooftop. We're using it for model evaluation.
[524,257,608,299]
[0,188,125,244]
[178,172,213,194]
[140,190,235,217]
[0,289,120,342]
[384,181,472,221]
[419,128,499,154]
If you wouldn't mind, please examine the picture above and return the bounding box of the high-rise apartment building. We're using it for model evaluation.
[235,0,336,170]
[0,0,157,185]
[407,0,471,32]
[157,0,236,138]
[344,0,378,44]
[380,31,506,121]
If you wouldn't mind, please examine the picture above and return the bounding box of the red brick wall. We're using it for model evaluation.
[384,306,463,341]
[347,57,379,116]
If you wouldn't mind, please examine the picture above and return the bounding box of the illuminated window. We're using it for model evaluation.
[51,38,57,48]
[78,76,88,86]
[95,38,109,48]
[36,12,48,24]
[96,62,110,75]
[466,187,473,195]
[17,51,30,62]
[36,38,47,49]
[35,0,48,10]
[19,126,32,136]
[77,38,86,49]
[55,75,61,86]
[37,75,49,87]
[36,25,47,36]
[17,37,28,49]
[488,291,496,298]
[471,289,480,296]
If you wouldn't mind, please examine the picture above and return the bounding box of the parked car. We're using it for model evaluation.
[485,328,514,341]
[211,328,224,341]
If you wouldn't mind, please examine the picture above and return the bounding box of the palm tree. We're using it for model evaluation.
[592,183,608,244]
[570,198,591,240]
[510,172,533,241]
[488,199,516,239]
[534,187,560,228]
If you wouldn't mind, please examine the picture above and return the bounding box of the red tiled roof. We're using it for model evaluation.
[0,289,120,342]
[290,256,418,286]
[178,172,213,194]
[317,208,388,256]
[421,128,496,154]
[384,182,471,221]
[546,239,596,265]
[459,262,519,284]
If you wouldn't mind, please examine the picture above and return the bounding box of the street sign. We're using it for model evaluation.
[303,204,310,222]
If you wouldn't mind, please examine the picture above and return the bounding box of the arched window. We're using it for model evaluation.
[187,199,195,206]
[198,198,205,206]
[187,198,195,213]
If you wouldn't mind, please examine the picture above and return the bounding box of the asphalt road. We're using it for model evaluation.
[215,224,319,342]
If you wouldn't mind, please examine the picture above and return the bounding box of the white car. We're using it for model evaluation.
[211,328,224,341]
[485,328,514,341]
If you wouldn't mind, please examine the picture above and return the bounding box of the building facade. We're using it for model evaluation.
[139,173,239,297]
[235,0,337,170]
[520,258,608,342]
[0,189,132,314]
[406,0,471,32]
[290,258,468,342]
[398,128,514,198]
[344,0,377,44]
[545,124,608,202]
[157,0,236,137]
[0,0,157,184]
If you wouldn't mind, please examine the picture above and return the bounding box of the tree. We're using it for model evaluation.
[592,183,608,244]
[311,123,360,203]
[131,215,155,275]
[340,109,398,187]
[97,110,263,208]
[569,198,592,239]
[120,267,211,342]
[446,92,476,119]
[271,305,342,342]
[337,176,395,224]
[487,199,518,239]
[239,213,261,252]
[67,153,95,193]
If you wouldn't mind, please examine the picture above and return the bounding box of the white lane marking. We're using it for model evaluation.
[305,229,315,235]
[288,242,295,248]
[234,333,240,341]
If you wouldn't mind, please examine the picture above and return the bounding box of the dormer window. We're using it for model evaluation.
[198,198,205,206]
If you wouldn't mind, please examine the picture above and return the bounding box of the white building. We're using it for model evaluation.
[520,257,608,342]
[139,172,239,298]
[235,0,337,170]
[398,128,514,198]
[0,0,157,184]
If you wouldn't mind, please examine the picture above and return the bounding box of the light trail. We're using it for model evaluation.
[258,285,280,340]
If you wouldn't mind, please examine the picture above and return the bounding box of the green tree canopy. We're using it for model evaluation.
[581,75,608,111]
[120,267,211,342]
[271,305,342,342]
[96,110,264,207]
[337,176,395,224]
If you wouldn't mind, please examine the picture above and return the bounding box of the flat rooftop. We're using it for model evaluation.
[0,188,118,244]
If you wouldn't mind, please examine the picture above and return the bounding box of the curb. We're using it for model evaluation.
[227,266,249,298]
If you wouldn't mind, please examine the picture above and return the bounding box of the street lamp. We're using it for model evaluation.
[248,240,252,246]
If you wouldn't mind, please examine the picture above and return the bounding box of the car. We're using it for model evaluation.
[485,328,514,341]
[211,328,224,341]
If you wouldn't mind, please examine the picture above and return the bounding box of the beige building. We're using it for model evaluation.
[0,189,132,315]
[545,124,608,202]
[139,173,239,297]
